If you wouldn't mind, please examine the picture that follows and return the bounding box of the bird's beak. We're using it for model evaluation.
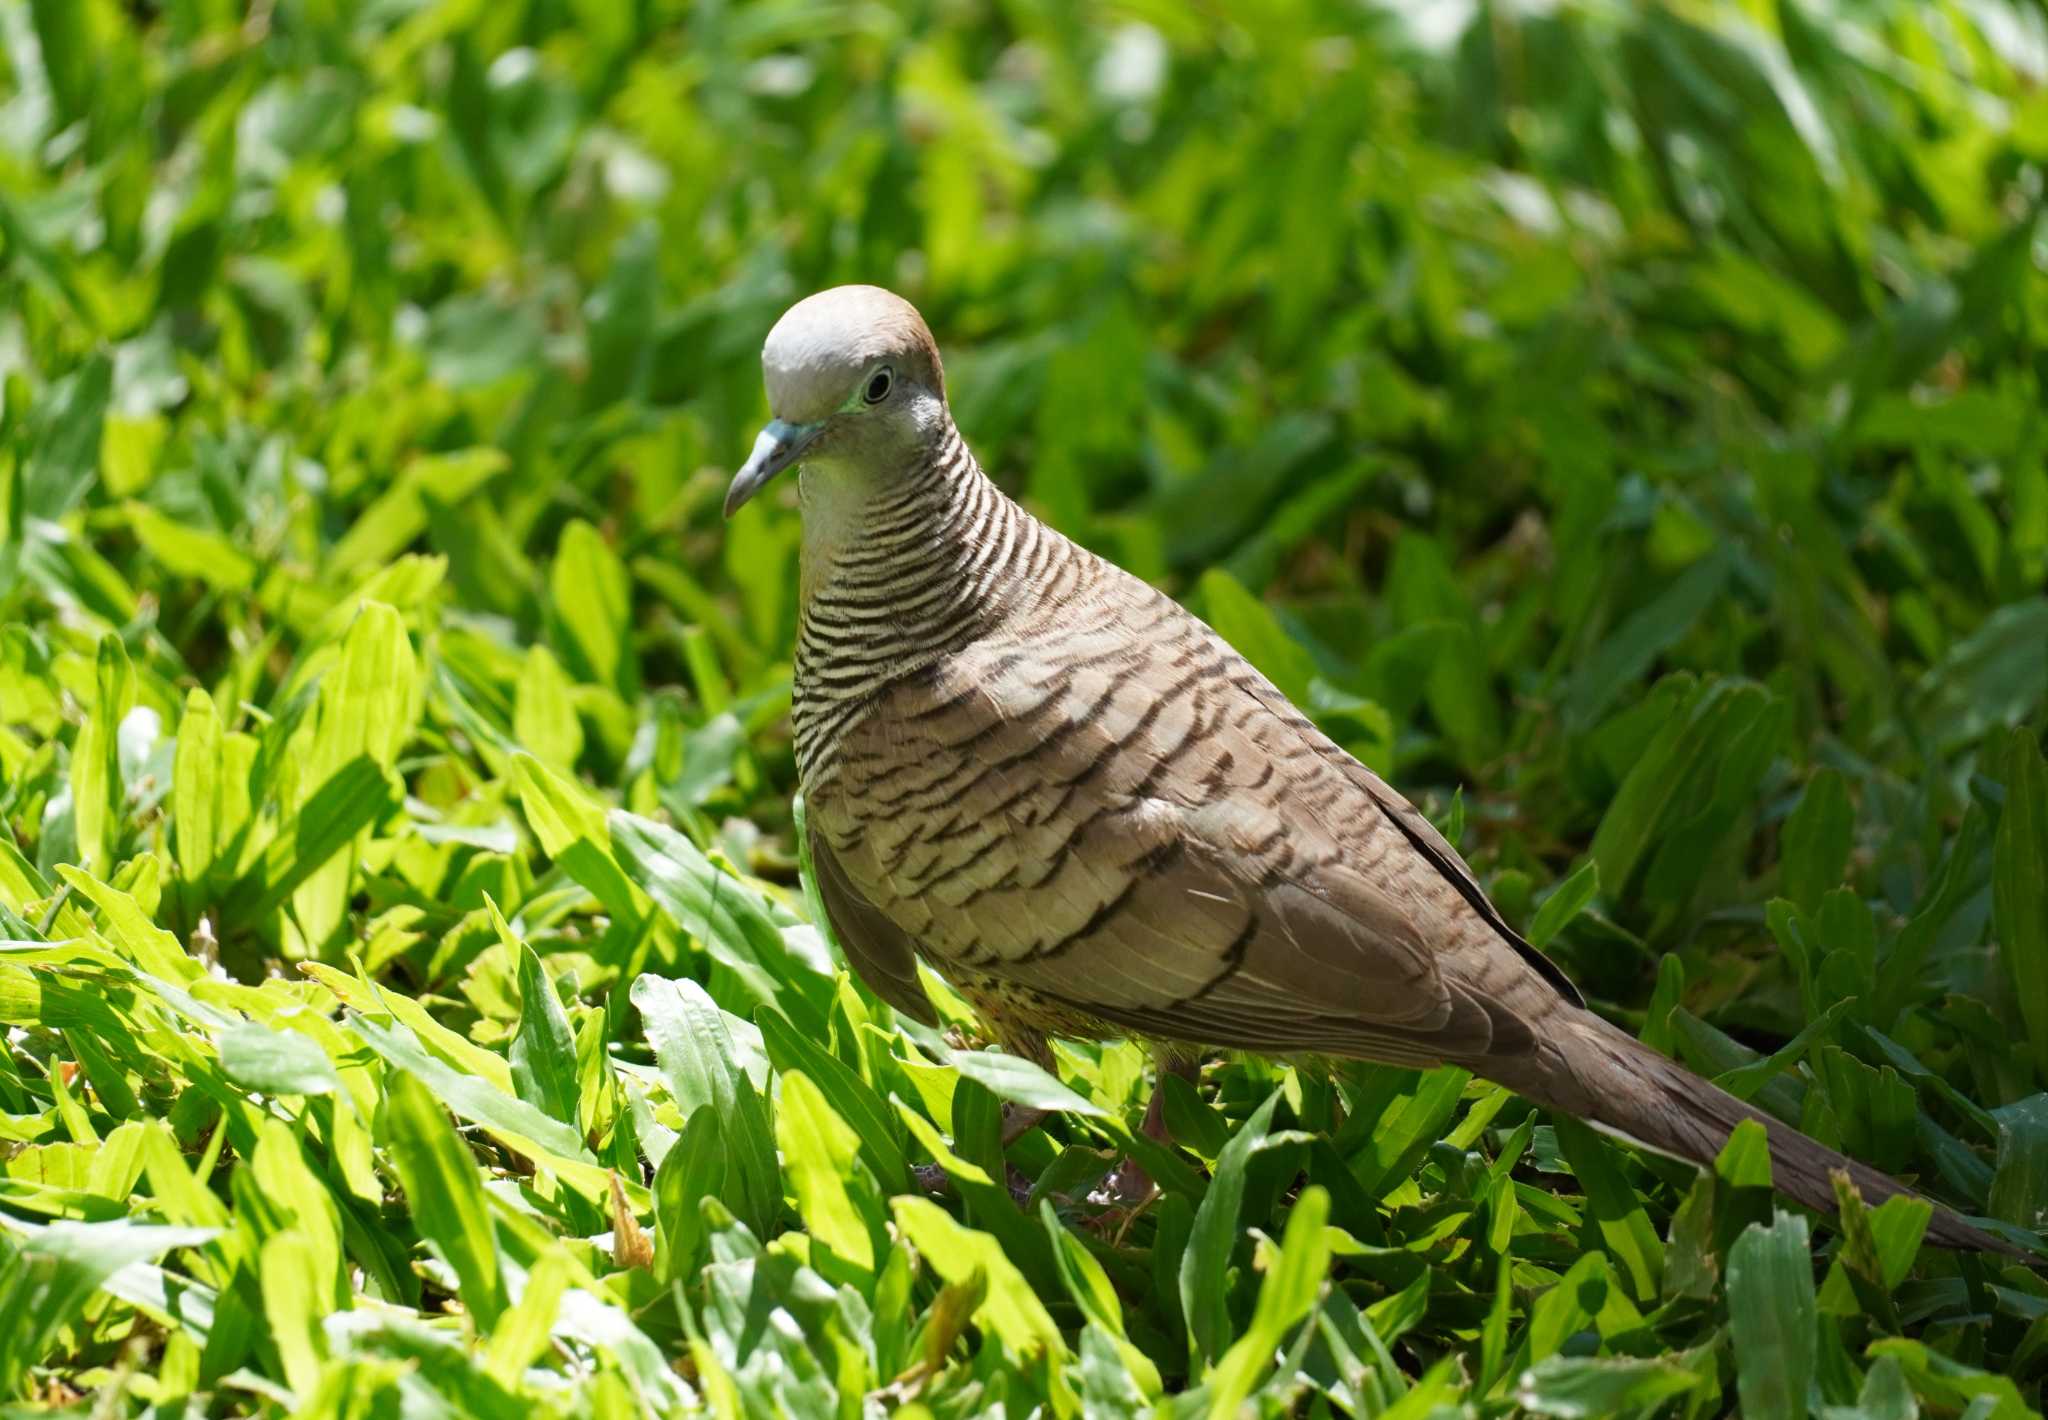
[724,418,825,518]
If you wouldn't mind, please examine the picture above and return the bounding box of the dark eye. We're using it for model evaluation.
[863,367,893,404]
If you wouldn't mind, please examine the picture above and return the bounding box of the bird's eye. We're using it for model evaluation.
[863,367,893,404]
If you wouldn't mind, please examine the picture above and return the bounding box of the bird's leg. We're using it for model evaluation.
[1105,1051,1199,1204]
[999,1104,1049,1145]
[911,1104,1046,1195]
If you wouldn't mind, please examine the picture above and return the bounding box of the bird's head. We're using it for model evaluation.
[724,285,949,518]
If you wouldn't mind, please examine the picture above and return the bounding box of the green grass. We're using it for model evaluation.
[2,0,2047,1414]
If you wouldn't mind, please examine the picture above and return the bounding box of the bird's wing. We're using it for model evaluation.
[1234,680,1587,1008]
[811,581,1563,1064]
[807,818,938,1025]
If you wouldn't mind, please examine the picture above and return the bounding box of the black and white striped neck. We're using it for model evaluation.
[792,424,1057,781]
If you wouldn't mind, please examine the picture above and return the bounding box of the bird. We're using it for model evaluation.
[723,283,2021,1255]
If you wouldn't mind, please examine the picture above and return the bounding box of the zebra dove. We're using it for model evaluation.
[724,284,2015,1254]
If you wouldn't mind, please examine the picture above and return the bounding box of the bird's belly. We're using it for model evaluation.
[805,775,1133,1051]
[939,968,1119,1066]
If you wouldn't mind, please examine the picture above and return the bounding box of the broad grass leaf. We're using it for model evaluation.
[1366,1265,1432,1346]
[1815,1044,1917,1172]
[303,961,513,1091]
[1159,414,1333,570]
[499,904,579,1129]
[1161,1069,1231,1160]
[1077,1323,1152,1414]
[1726,1212,1816,1419]
[123,501,257,593]
[1562,548,1732,729]
[84,1120,146,1201]
[610,810,822,1029]
[774,1070,874,1275]
[1205,1185,1331,1413]
[0,839,56,923]
[1641,690,1787,907]
[1351,1067,1469,1198]
[328,449,506,578]
[349,1011,607,1193]
[1781,768,1852,912]
[891,1196,1064,1360]
[55,865,197,985]
[652,1104,725,1284]
[95,416,163,500]
[224,755,397,930]
[1865,1195,1934,1289]
[246,1119,347,1311]
[1712,997,1852,1102]
[1180,1086,1283,1365]
[585,219,659,404]
[381,1072,505,1328]
[1515,1355,1698,1418]
[1987,1094,2048,1236]
[69,634,134,875]
[1839,1355,1916,1420]
[1039,1199,1126,1340]
[1524,1250,1637,1365]
[293,603,417,948]
[512,645,583,770]
[1478,1252,1516,1390]
[1992,729,2048,1079]
[1913,599,2048,755]
[942,1046,1107,1120]
[893,1092,1059,1291]
[629,974,777,1239]
[22,352,110,520]
[483,1249,572,1387]
[695,1200,848,1414]
[1591,679,1775,900]
[1551,1117,1663,1301]
[510,754,639,922]
[1385,532,1502,766]
[1526,859,1599,950]
[1863,1337,2035,1419]
[94,1256,221,1353]
[171,688,223,912]
[756,1007,907,1194]
[1872,805,1993,1028]
[1715,1118,1775,1190]
[0,1220,216,1397]
[257,1231,326,1395]
[218,1022,339,1097]
[550,519,637,699]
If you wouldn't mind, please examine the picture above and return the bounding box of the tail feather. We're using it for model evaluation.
[1490,1010,2024,1258]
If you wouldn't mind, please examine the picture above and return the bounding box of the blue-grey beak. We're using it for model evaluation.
[724,418,825,518]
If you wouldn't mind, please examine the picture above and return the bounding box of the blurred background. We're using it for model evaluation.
[5,0,2043,991]
[3,0,2048,1409]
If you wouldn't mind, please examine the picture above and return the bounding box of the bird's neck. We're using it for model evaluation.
[798,420,999,580]
[792,424,1035,779]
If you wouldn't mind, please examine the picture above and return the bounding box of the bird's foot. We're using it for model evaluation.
[1078,1169,1162,1244]
[1104,1152,1159,1205]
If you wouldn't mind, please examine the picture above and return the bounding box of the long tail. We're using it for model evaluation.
[1486,1008,2022,1257]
